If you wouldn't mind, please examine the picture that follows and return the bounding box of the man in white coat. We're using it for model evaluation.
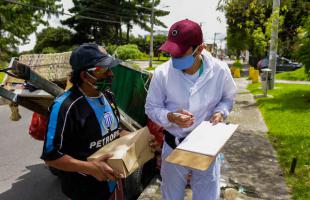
[145,19,237,200]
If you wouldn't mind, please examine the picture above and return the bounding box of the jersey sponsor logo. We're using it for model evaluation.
[103,112,113,128]
[89,130,120,149]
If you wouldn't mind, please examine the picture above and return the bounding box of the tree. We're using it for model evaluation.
[296,15,310,74]
[226,26,249,56]
[34,27,74,53]
[130,33,166,54]
[217,0,310,65]
[278,0,310,58]
[62,0,169,45]
[0,0,62,59]
[125,0,169,43]
[217,0,271,64]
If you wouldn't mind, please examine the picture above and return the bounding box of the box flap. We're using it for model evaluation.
[106,159,130,177]
[122,127,154,172]
[121,143,137,173]
[88,127,154,177]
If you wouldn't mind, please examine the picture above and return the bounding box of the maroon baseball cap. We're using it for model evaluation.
[159,19,203,57]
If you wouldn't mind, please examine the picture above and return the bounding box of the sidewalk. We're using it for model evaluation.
[138,78,291,200]
[275,79,310,84]
[0,97,6,106]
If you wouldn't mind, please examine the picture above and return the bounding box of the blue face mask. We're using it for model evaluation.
[172,54,195,70]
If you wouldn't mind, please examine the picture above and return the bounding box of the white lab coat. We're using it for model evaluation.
[145,50,236,200]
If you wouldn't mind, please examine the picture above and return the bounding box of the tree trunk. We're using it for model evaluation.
[126,23,130,43]
[119,24,122,44]
[114,24,119,44]
[268,0,280,89]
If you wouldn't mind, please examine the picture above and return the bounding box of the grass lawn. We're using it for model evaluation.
[0,73,4,83]
[247,83,310,200]
[0,60,8,83]
[276,67,310,81]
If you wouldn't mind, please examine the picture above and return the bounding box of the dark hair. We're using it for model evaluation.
[70,70,83,86]
[192,45,198,53]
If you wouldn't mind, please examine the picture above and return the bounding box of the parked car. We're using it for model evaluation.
[257,56,301,72]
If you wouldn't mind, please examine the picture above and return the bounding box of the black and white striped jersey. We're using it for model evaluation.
[41,86,120,161]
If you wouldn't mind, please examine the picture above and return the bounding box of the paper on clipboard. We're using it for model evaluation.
[166,121,238,170]
[177,121,238,156]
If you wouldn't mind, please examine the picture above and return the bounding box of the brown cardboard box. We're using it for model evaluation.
[88,127,154,177]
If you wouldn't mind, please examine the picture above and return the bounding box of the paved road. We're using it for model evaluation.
[0,105,66,200]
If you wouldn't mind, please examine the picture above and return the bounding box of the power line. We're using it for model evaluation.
[0,0,121,24]
[73,2,166,18]
[78,4,154,18]
[80,7,140,20]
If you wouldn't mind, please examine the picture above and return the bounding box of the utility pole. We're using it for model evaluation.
[213,32,220,57]
[213,33,216,55]
[268,0,280,89]
[149,0,155,68]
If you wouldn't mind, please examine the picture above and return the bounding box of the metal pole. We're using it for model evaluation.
[213,33,217,55]
[268,0,280,89]
[149,0,155,68]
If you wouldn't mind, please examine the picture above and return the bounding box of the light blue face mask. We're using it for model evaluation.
[172,46,200,70]
[172,55,195,70]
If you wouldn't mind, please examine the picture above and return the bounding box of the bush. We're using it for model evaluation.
[42,47,57,54]
[232,59,242,68]
[115,44,143,60]
[106,44,118,55]
[275,67,310,81]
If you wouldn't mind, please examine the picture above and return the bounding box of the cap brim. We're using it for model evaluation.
[95,55,122,68]
[159,40,189,57]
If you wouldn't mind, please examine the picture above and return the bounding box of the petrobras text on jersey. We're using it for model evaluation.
[89,130,120,149]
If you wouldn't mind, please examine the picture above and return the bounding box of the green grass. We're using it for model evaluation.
[247,83,310,200]
[0,73,4,83]
[151,60,166,65]
[0,60,8,83]
[276,67,310,81]
[139,55,170,62]
[145,66,155,71]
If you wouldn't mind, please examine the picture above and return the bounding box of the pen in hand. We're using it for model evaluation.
[168,110,194,128]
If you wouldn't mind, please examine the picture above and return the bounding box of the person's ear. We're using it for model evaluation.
[194,43,206,56]
[98,46,107,54]
[80,71,89,83]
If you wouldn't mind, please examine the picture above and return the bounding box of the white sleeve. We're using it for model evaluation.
[213,63,237,118]
[145,70,172,128]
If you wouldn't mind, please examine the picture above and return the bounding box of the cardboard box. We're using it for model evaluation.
[88,127,154,177]
[166,122,238,170]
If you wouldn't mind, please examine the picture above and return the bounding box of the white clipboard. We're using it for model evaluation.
[166,121,238,170]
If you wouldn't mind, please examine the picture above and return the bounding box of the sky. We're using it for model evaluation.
[18,0,227,52]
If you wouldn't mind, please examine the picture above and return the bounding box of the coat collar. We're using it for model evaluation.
[167,50,215,95]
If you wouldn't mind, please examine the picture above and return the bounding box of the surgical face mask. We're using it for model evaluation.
[86,72,113,92]
[171,46,200,70]
[172,55,195,70]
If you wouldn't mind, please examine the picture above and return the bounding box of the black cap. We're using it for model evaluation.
[70,43,121,72]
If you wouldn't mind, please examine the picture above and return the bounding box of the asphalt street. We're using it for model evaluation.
[0,105,66,200]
